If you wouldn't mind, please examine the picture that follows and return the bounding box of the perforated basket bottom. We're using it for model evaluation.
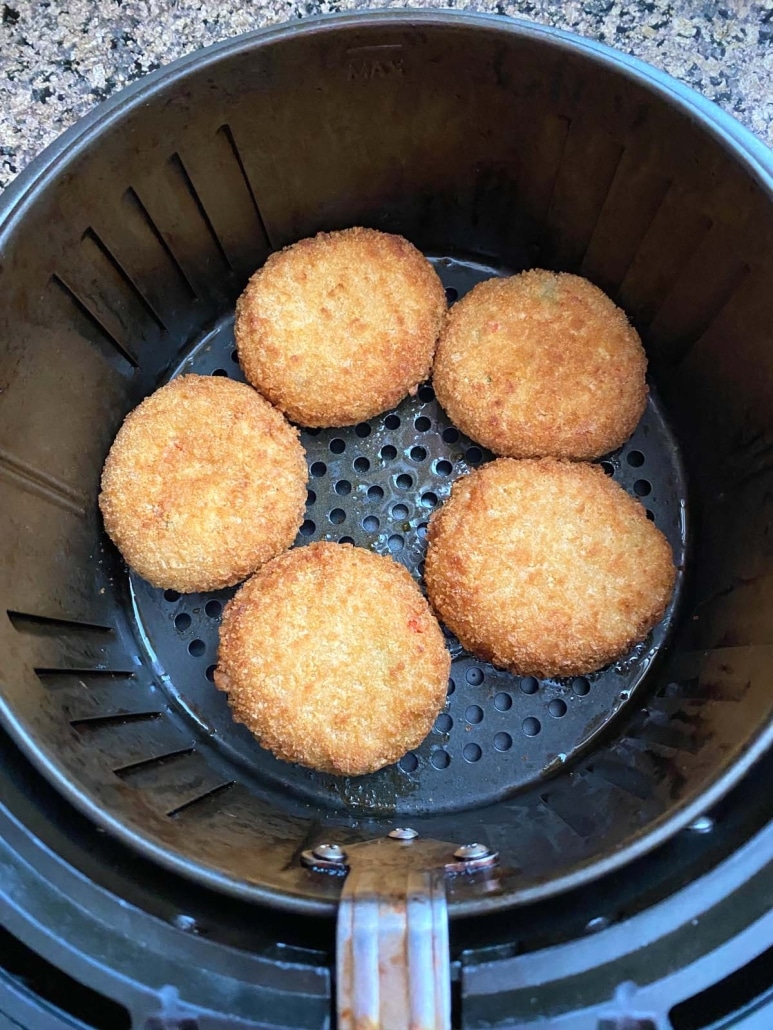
[130,256,688,817]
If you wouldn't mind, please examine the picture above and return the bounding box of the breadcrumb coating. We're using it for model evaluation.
[433,270,647,460]
[235,227,446,427]
[425,458,676,677]
[215,542,450,775]
[99,374,307,593]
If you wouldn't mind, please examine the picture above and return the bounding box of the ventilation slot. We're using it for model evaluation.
[49,274,138,375]
[8,610,113,635]
[580,154,671,296]
[172,125,272,279]
[618,189,713,332]
[0,447,88,517]
[517,113,571,228]
[130,153,234,305]
[543,125,624,271]
[648,220,751,364]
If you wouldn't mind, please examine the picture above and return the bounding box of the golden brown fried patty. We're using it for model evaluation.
[215,542,450,775]
[235,227,447,427]
[425,458,676,677]
[433,271,648,460]
[99,375,307,593]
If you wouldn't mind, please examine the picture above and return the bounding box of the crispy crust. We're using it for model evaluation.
[235,227,447,427]
[99,375,307,593]
[433,270,648,460]
[215,542,450,775]
[425,458,676,677]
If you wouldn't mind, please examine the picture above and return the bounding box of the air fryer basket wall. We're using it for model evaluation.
[2,13,773,917]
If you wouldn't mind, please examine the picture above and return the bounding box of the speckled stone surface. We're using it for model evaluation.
[0,1,771,194]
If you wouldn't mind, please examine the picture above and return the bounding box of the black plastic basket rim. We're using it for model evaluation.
[2,10,773,918]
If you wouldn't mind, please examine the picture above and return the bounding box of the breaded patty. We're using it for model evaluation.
[235,227,447,427]
[433,270,648,460]
[425,458,676,677]
[99,375,307,593]
[215,542,450,775]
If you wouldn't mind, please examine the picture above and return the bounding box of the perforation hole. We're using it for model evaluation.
[300,519,316,537]
[415,416,431,432]
[368,485,384,502]
[329,438,346,454]
[465,705,483,725]
[384,414,400,430]
[307,489,317,505]
[435,713,453,733]
[466,667,484,686]
[548,699,568,718]
[339,536,355,545]
[447,678,456,696]
[520,677,539,695]
[354,457,370,474]
[335,480,352,496]
[634,479,652,497]
[419,384,435,402]
[392,503,409,520]
[466,447,483,464]
[381,445,397,461]
[396,474,413,490]
[442,427,459,444]
[400,753,419,773]
[355,423,371,438]
[329,508,346,525]
[310,462,327,478]
[164,590,180,603]
[410,446,427,462]
[573,677,591,696]
[600,460,615,476]
[627,450,645,467]
[435,459,453,476]
[463,743,482,763]
[362,516,380,533]
[388,534,404,553]
[430,749,450,769]
[212,368,228,376]
[522,717,541,737]
[494,732,513,752]
[420,491,438,508]
[231,349,239,363]
[417,522,429,540]
[445,286,458,303]
[188,639,206,657]
[174,613,191,632]
[494,692,512,711]
[206,665,216,682]
[205,600,222,620]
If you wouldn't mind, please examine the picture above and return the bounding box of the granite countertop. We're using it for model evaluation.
[1,0,772,194]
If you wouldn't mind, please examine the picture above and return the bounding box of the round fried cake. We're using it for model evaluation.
[425,458,676,677]
[235,227,447,427]
[433,270,647,460]
[215,542,450,775]
[99,375,307,593]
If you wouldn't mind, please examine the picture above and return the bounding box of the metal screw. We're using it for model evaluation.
[171,914,199,933]
[688,815,714,834]
[453,842,492,860]
[312,843,347,863]
[585,915,611,934]
[388,827,419,840]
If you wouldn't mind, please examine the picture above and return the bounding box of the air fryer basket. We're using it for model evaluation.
[2,12,773,920]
